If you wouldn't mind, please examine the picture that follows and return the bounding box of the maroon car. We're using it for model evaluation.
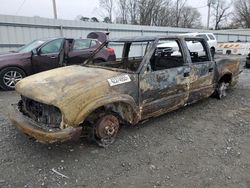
[0,32,115,90]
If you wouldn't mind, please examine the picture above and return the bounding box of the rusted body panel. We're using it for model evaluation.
[9,36,241,144]
[215,58,241,86]
[140,65,190,119]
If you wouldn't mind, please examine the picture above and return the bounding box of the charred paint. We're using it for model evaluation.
[9,36,241,144]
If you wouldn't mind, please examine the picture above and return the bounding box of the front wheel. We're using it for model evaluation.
[93,113,120,147]
[0,67,26,90]
[215,81,229,99]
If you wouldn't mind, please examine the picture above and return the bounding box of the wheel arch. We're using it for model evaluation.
[218,72,233,84]
[76,95,140,126]
[0,65,27,76]
[93,57,106,62]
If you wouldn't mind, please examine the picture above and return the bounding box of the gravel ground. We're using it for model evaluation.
[0,60,250,188]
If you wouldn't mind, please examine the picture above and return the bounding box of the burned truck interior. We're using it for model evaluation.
[85,36,211,72]
[85,39,154,72]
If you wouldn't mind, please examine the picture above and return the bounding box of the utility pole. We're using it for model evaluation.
[52,0,57,19]
[176,0,179,27]
[207,0,211,29]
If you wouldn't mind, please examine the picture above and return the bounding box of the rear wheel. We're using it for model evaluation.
[0,67,26,90]
[93,113,120,147]
[216,81,229,99]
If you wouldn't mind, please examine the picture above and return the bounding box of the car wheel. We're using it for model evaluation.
[93,113,120,147]
[0,67,26,91]
[216,81,229,99]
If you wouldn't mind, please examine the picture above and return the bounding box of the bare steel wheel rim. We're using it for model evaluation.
[3,70,23,88]
[95,114,120,147]
[218,82,228,98]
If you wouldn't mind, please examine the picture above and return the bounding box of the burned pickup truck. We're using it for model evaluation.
[9,35,241,147]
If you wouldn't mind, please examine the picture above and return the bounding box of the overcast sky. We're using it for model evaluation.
[0,0,225,26]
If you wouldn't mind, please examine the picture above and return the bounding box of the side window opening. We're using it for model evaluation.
[40,39,63,54]
[208,34,216,40]
[150,39,184,71]
[88,41,153,72]
[185,39,210,63]
[90,40,97,47]
[114,41,151,71]
[73,39,91,50]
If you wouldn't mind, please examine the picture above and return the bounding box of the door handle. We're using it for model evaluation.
[184,72,190,77]
[209,67,214,72]
[50,56,57,59]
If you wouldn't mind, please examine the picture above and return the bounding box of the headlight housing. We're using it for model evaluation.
[18,96,62,130]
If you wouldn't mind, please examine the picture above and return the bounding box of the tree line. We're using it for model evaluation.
[78,0,250,30]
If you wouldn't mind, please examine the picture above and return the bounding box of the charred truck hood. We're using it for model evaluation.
[15,65,131,126]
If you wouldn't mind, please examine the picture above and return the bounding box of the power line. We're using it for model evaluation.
[15,0,27,15]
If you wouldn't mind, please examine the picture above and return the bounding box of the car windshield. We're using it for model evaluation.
[85,40,154,72]
[17,40,46,53]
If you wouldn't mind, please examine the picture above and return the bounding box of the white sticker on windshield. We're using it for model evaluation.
[108,74,131,86]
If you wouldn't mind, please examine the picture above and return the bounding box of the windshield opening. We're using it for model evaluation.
[17,40,46,53]
[85,40,154,72]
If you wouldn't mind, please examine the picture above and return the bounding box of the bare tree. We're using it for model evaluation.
[101,0,202,28]
[151,0,174,26]
[103,17,112,23]
[211,0,231,30]
[138,0,168,25]
[138,0,156,25]
[91,17,99,22]
[127,0,139,24]
[233,0,250,28]
[118,0,128,24]
[179,6,202,28]
[80,17,90,21]
[174,0,187,27]
[99,0,115,22]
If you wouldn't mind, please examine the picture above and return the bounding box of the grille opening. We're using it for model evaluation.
[19,96,62,130]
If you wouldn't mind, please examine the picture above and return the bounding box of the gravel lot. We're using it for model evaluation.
[0,60,250,188]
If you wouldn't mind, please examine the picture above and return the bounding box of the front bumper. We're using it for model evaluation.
[9,104,82,144]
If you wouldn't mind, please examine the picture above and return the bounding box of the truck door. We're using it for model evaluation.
[185,38,216,104]
[139,39,190,120]
[32,38,64,73]
[67,39,94,65]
